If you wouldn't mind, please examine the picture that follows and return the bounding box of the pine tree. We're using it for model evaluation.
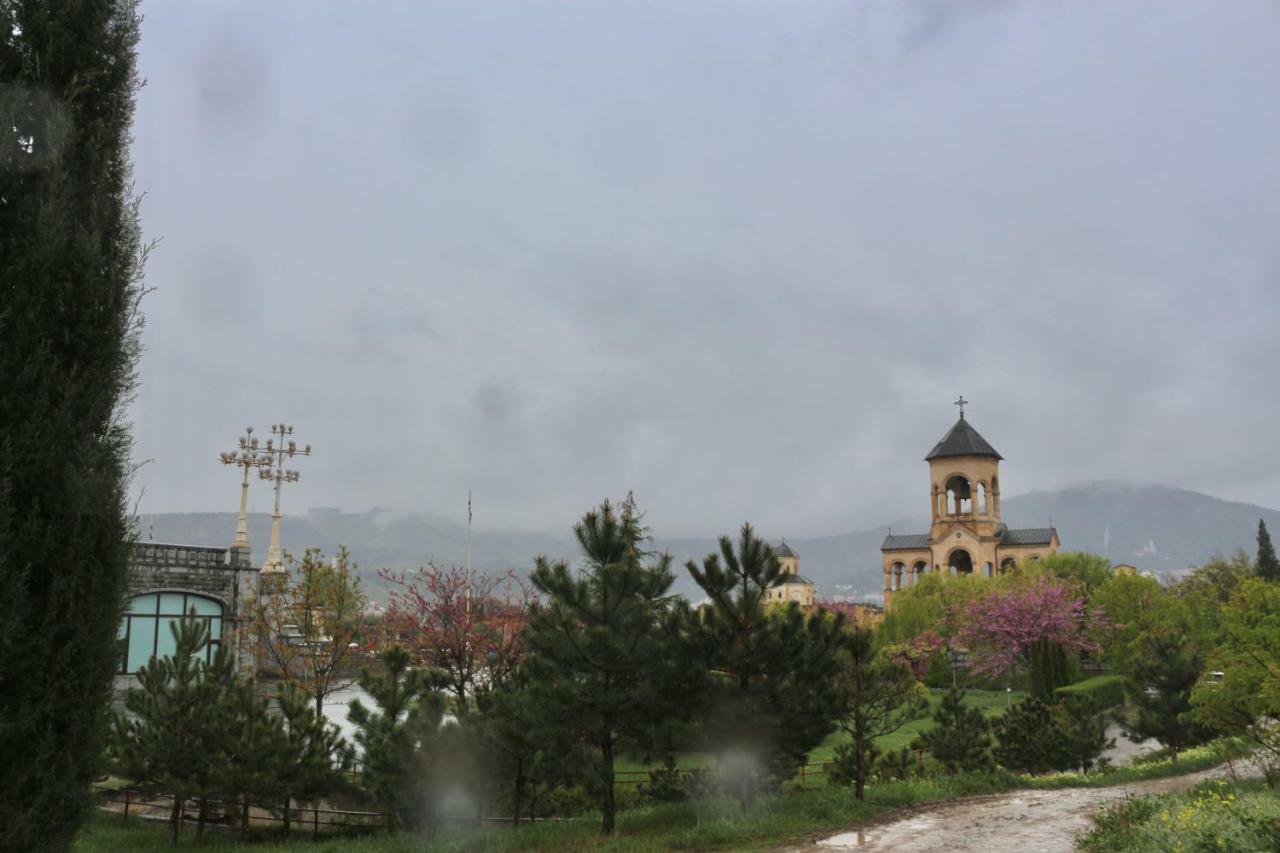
[523,497,699,835]
[915,687,993,773]
[1258,520,1279,581]
[111,617,229,845]
[1124,631,1213,762]
[276,683,350,835]
[219,682,289,840]
[993,697,1067,774]
[1,2,147,847]
[686,524,849,805]
[830,627,926,799]
[348,645,447,832]
[1053,694,1114,774]
[474,666,580,827]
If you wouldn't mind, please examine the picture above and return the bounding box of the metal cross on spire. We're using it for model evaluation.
[954,395,969,419]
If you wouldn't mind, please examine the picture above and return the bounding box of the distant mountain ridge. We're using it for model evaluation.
[138,482,1278,603]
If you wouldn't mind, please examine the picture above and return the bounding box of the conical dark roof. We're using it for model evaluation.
[774,541,797,558]
[924,417,1003,461]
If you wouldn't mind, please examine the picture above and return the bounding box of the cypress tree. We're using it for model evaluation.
[1258,520,1279,581]
[1,2,146,847]
[1028,638,1071,702]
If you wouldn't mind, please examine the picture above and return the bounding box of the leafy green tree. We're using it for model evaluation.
[0,2,148,847]
[348,645,448,832]
[244,546,368,717]
[523,497,699,835]
[1124,631,1213,762]
[1258,520,1280,582]
[829,627,926,799]
[1193,578,1280,786]
[915,687,993,773]
[993,697,1065,774]
[686,523,849,805]
[111,617,230,845]
[1092,572,1170,671]
[1038,552,1113,595]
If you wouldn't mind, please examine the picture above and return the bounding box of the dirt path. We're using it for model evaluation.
[799,760,1257,852]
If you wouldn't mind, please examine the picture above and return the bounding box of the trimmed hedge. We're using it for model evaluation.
[1054,674,1125,709]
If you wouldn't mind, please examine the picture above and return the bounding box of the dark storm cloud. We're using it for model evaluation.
[127,1,1280,538]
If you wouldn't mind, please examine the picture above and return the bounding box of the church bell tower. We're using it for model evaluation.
[879,398,1060,608]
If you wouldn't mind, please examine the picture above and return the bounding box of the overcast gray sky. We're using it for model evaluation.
[128,1,1280,537]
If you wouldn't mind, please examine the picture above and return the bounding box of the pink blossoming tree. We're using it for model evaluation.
[954,577,1106,693]
[379,563,534,707]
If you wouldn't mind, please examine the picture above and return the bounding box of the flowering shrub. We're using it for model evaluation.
[1079,779,1280,852]
[379,563,534,703]
[953,577,1106,679]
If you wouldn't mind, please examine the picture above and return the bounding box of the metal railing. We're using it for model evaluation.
[99,789,386,839]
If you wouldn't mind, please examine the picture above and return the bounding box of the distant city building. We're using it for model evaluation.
[766,541,817,607]
[880,403,1060,608]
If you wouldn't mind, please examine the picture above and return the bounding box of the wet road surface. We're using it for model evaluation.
[801,760,1256,852]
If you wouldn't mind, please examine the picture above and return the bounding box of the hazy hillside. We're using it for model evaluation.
[139,482,1278,603]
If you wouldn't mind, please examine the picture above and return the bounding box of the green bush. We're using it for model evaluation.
[1078,779,1280,852]
[1054,674,1125,710]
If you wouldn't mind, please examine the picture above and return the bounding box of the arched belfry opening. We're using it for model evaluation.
[948,548,974,575]
[945,475,972,515]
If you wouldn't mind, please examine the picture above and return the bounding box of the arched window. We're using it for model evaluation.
[977,483,987,514]
[1000,557,1018,574]
[948,549,973,575]
[118,592,224,674]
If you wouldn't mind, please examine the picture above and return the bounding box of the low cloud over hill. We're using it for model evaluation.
[140,482,1278,603]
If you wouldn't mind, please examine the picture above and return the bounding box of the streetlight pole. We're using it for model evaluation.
[219,427,272,549]
[258,423,311,575]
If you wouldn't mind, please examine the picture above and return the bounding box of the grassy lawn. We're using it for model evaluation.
[614,687,1018,775]
[79,738,1248,852]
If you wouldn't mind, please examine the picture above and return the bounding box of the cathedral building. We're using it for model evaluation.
[766,541,816,607]
[880,404,1059,608]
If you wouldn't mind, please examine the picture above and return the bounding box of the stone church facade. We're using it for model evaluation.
[880,410,1059,608]
[116,541,258,690]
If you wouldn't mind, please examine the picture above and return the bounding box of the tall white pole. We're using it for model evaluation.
[263,469,285,574]
[466,491,474,612]
[234,463,251,548]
